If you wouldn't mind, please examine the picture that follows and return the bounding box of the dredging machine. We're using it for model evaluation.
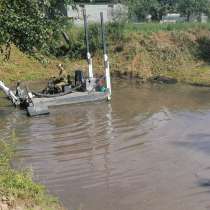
[0,11,112,117]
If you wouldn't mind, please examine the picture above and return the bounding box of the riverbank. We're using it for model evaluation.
[1,23,210,86]
[1,23,210,209]
[0,136,65,210]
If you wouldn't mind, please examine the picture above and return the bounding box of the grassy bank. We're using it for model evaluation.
[1,22,210,210]
[1,22,210,86]
[0,46,87,84]
[0,135,65,210]
[110,22,210,85]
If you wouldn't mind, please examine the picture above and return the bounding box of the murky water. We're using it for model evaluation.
[1,81,210,210]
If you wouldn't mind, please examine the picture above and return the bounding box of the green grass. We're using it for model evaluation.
[123,22,210,35]
[164,65,210,86]
[0,134,65,210]
[71,21,210,34]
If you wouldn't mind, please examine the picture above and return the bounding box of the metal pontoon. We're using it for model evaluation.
[0,10,111,116]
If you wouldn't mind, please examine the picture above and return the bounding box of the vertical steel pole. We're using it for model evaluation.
[83,9,93,78]
[100,12,112,100]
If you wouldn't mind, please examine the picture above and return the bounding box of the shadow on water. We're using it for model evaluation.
[196,179,210,197]
[198,179,210,188]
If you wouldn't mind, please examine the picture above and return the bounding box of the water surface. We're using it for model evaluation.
[1,81,210,210]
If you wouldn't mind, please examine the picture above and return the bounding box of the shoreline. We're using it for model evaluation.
[1,25,210,209]
[0,138,66,210]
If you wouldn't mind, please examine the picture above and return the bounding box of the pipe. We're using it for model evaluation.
[0,81,20,105]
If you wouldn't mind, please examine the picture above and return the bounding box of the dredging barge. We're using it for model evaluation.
[0,11,112,117]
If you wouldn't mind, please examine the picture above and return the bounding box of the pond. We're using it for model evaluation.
[1,81,210,210]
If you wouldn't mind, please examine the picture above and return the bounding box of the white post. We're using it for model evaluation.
[104,54,112,100]
[100,12,112,100]
[83,9,94,79]
[87,52,93,79]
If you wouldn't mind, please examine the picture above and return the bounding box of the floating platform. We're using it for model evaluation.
[27,90,109,116]
[0,10,112,117]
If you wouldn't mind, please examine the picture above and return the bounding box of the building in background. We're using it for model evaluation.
[67,1,128,25]
[161,13,185,23]
[161,13,208,24]
[200,13,208,23]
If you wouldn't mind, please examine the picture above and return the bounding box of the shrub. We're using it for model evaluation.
[197,36,210,62]
[107,21,125,41]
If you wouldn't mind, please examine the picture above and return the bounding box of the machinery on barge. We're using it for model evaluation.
[0,11,112,117]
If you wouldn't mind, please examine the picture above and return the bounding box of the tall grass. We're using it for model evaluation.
[62,21,210,59]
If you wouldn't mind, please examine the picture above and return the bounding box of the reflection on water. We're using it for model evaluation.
[1,81,210,210]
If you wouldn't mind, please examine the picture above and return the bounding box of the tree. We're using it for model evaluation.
[195,0,210,20]
[126,0,210,22]
[126,0,178,21]
[156,0,178,18]
[0,0,74,59]
[127,0,160,21]
[177,0,210,21]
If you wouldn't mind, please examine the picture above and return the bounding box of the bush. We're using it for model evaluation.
[57,21,126,59]
[197,36,210,62]
[107,21,125,41]
[57,24,101,59]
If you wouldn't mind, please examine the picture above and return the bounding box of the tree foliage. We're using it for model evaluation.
[127,0,159,21]
[177,0,210,21]
[0,0,74,59]
[126,0,210,21]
